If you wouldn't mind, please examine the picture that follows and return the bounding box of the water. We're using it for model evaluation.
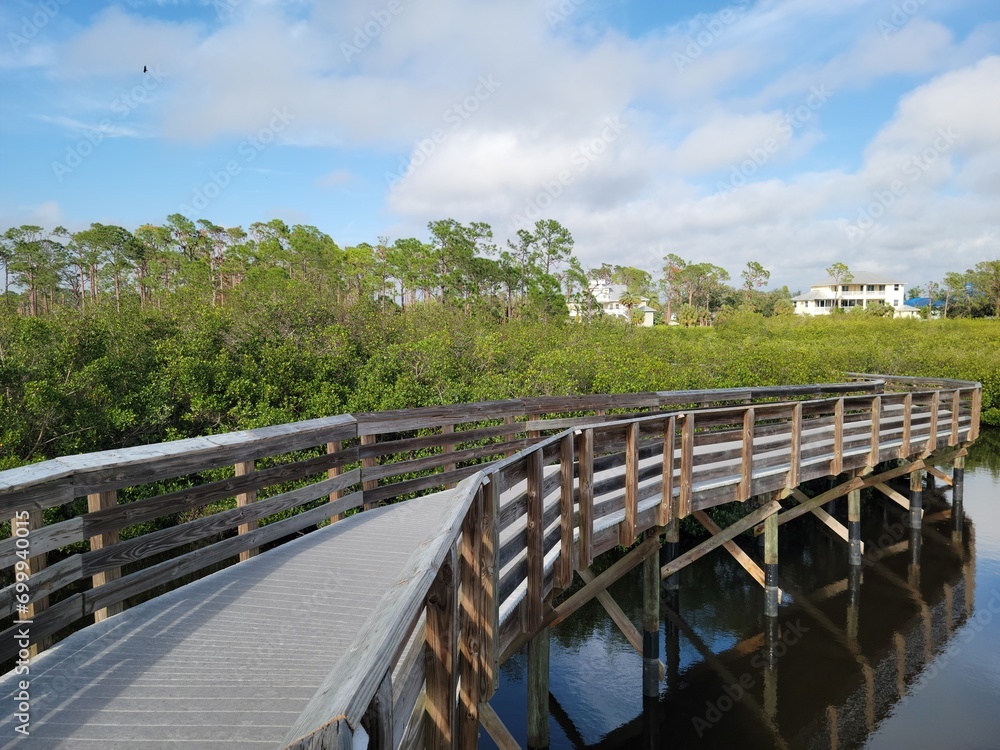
[485,433,1000,749]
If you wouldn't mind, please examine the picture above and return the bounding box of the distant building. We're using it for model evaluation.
[569,281,656,327]
[791,275,920,318]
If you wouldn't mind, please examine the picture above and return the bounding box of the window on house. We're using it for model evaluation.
[866,285,875,291]
[894,284,900,291]
[841,285,849,292]
[878,285,886,291]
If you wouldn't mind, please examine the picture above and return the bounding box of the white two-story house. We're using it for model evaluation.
[791,275,920,318]
[568,281,657,327]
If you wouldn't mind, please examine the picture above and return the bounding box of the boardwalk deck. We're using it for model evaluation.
[0,490,456,749]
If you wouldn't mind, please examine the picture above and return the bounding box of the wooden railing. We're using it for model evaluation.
[0,376,983,748]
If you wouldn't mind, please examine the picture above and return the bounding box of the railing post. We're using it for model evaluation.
[503,416,516,457]
[425,546,458,750]
[235,460,258,561]
[458,488,484,750]
[526,448,545,627]
[970,387,981,441]
[739,408,754,501]
[87,490,123,623]
[360,433,379,510]
[659,416,675,527]
[442,423,456,489]
[787,403,802,490]
[901,393,912,457]
[623,422,639,545]
[556,434,574,591]
[482,478,500,698]
[327,440,344,523]
[926,391,939,453]
[362,669,393,750]
[578,429,594,570]
[680,414,694,519]
[950,390,961,446]
[831,398,844,476]
[25,510,50,656]
[868,395,881,467]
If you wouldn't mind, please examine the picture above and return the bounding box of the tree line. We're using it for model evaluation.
[3,216,999,324]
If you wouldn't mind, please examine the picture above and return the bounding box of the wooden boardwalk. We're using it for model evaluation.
[0,375,983,748]
[0,490,455,748]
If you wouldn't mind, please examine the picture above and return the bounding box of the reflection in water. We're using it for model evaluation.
[485,436,1000,750]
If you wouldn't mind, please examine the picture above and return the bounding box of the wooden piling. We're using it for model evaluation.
[641,530,661,699]
[764,507,779,619]
[952,455,965,536]
[847,564,861,642]
[847,486,862,567]
[909,468,925,530]
[527,626,550,750]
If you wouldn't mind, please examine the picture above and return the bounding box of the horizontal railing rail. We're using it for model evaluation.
[0,376,983,748]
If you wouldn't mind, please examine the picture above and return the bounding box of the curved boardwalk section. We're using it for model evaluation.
[0,490,455,748]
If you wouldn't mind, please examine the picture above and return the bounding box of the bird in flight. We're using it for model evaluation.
[143,65,148,73]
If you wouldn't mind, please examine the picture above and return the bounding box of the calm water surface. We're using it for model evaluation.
[486,432,1000,749]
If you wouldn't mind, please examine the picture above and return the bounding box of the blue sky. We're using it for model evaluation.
[2,0,999,289]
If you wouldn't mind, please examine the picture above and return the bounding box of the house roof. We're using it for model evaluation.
[792,290,830,301]
[813,274,904,286]
[906,297,946,308]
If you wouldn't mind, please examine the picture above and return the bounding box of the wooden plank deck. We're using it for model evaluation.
[0,490,457,749]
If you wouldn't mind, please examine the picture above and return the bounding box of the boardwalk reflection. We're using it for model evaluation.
[547,479,974,750]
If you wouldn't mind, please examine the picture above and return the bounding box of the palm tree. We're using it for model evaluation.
[618,292,642,325]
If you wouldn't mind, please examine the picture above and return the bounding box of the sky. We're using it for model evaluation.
[1,0,999,291]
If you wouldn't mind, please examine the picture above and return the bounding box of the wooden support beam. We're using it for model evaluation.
[526,448,544,628]
[924,464,953,486]
[425,546,458,750]
[739,408,755,501]
[577,429,594,570]
[662,500,781,580]
[787,488,863,553]
[87,490,122,623]
[848,485,862,567]
[556,434,574,591]
[551,535,660,628]
[692,510,766,588]
[235,460,258,562]
[478,702,520,750]
[764,507,779,618]
[873,482,922,518]
[622,422,639,545]
[578,569,666,682]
